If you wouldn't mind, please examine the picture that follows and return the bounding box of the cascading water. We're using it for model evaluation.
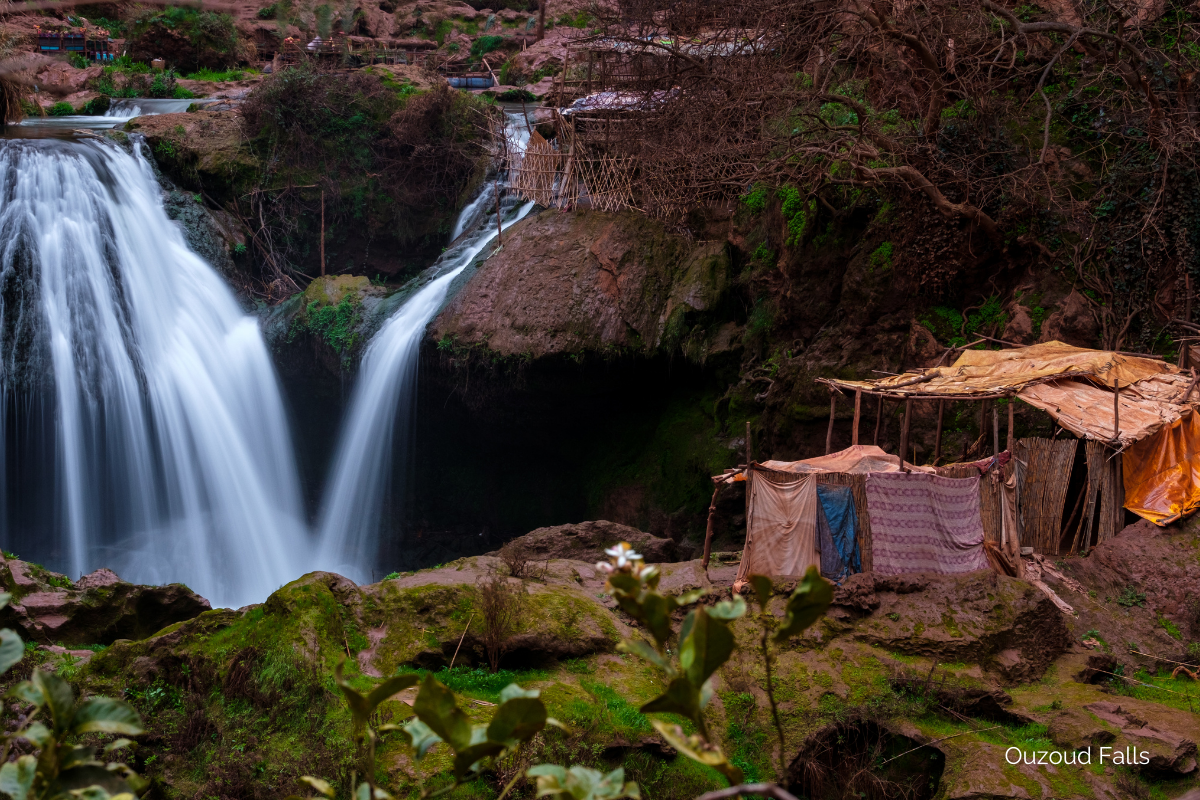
[315,112,534,581]
[0,136,308,608]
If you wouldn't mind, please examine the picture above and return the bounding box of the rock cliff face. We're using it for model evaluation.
[432,210,735,359]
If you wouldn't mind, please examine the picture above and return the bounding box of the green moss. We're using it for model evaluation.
[941,613,964,638]
[776,185,813,245]
[289,295,363,360]
[867,241,893,273]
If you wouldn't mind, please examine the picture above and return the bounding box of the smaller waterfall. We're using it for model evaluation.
[316,113,534,581]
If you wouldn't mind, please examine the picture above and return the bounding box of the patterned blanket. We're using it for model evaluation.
[866,472,987,575]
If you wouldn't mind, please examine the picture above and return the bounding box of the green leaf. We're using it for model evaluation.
[528,764,640,800]
[649,720,742,786]
[402,717,443,759]
[355,782,394,800]
[300,777,335,798]
[774,566,833,642]
[0,629,22,675]
[34,669,76,734]
[674,589,706,607]
[748,575,774,611]
[413,673,472,751]
[8,680,42,707]
[60,745,99,770]
[0,594,11,611]
[498,683,539,704]
[0,755,36,800]
[453,739,505,778]
[65,788,135,800]
[678,609,735,687]
[487,695,547,746]
[72,697,144,736]
[616,639,674,674]
[639,676,700,723]
[49,765,135,798]
[21,721,51,748]
[639,592,674,646]
[334,660,371,726]
[707,595,746,621]
[103,739,135,753]
[366,674,420,713]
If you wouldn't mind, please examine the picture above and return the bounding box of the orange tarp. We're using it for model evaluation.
[1124,409,1200,525]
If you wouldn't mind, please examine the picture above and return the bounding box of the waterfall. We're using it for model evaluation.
[0,137,308,609]
[315,112,534,582]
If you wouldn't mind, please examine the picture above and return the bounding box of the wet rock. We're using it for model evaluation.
[0,557,209,646]
[1084,701,1198,774]
[431,210,733,358]
[491,520,684,564]
[1003,304,1035,344]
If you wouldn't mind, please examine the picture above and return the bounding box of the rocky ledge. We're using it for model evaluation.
[0,556,210,647]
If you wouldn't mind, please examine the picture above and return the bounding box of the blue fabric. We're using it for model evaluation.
[816,483,860,582]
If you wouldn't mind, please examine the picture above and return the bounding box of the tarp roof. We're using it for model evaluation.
[713,445,932,484]
[821,341,1196,446]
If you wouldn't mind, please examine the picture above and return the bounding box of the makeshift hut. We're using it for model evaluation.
[708,341,1200,584]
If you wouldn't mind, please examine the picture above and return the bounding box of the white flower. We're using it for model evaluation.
[604,542,643,568]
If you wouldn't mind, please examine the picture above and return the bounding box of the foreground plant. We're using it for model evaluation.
[0,593,146,800]
[298,543,831,798]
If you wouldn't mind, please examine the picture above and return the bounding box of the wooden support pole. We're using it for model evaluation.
[1007,401,1015,452]
[874,394,884,445]
[536,0,546,41]
[1112,380,1120,443]
[898,398,912,472]
[746,420,753,465]
[825,392,836,455]
[933,400,945,465]
[992,406,1000,457]
[701,486,720,569]
[319,189,326,276]
[852,391,862,447]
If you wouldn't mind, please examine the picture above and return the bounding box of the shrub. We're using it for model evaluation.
[80,95,111,115]
[498,539,545,579]
[477,571,522,672]
[48,101,76,116]
[471,34,505,58]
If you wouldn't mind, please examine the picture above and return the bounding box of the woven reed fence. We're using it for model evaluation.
[1066,442,1123,553]
[1016,437,1078,555]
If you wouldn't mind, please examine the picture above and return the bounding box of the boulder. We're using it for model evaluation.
[838,571,1071,683]
[492,520,684,564]
[1002,304,1035,344]
[0,558,209,646]
[1039,290,1100,347]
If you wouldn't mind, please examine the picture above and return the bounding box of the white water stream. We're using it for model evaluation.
[316,115,533,582]
[0,137,308,608]
[0,110,533,603]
